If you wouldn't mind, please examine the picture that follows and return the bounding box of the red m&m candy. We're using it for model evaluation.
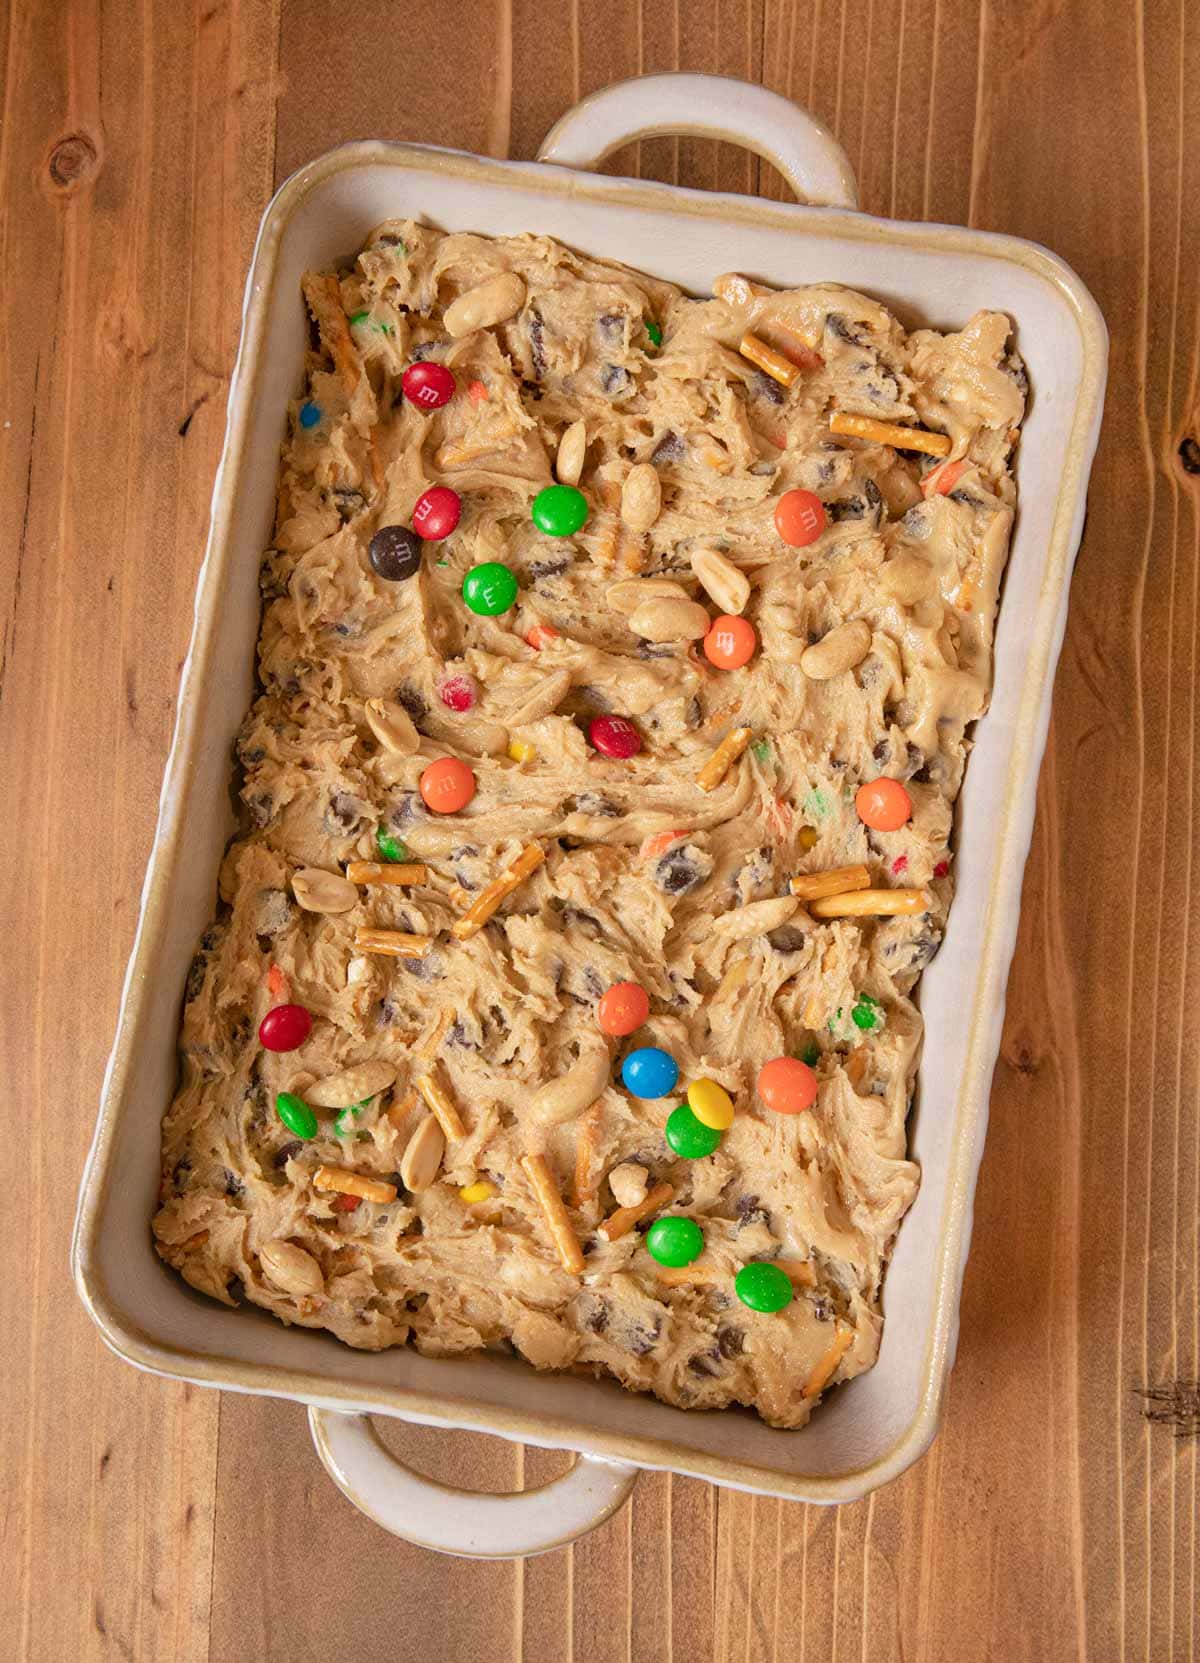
[437,674,477,712]
[774,489,826,547]
[597,981,650,1036]
[258,1003,312,1053]
[588,715,642,758]
[402,361,455,410]
[412,486,461,541]
[420,756,476,813]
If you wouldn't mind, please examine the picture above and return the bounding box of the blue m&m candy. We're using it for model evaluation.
[621,1046,678,1099]
[299,400,322,429]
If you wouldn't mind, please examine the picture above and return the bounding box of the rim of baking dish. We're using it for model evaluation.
[72,137,1107,1504]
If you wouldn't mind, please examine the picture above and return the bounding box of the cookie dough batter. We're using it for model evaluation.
[152,220,1024,1428]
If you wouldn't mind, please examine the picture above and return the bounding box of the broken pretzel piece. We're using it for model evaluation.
[789,864,870,902]
[312,1165,397,1205]
[353,927,434,958]
[416,1066,467,1142]
[829,411,951,458]
[521,1153,585,1275]
[346,861,428,887]
[809,888,929,918]
[697,727,753,793]
[802,1322,854,1398]
[598,1181,675,1243]
[738,332,800,388]
[451,843,545,941]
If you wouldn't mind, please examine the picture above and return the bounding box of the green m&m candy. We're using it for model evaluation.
[531,483,588,538]
[645,320,663,348]
[665,1103,722,1160]
[851,995,882,1032]
[276,1091,318,1140]
[376,825,408,863]
[645,1215,704,1268]
[463,561,518,616]
[735,1261,793,1313]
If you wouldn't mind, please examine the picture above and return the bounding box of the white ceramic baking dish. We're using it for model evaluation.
[72,73,1106,1558]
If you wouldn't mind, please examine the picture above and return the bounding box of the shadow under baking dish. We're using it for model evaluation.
[73,137,1106,1504]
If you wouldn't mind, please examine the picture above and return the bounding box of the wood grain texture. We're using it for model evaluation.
[3,0,1198,1658]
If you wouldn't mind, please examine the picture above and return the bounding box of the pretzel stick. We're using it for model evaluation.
[451,844,545,941]
[386,1090,419,1134]
[802,1322,854,1398]
[346,862,428,886]
[697,727,753,792]
[416,1067,466,1141]
[598,1181,675,1243]
[368,429,385,492]
[521,1153,585,1275]
[829,411,951,457]
[738,332,800,388]
[312,1165,397,1204]
[655,1262,723,1288]
[789,864,870,901]
[353,927,434,958]
[418,1005,456,1058]
[845,1047,870,1088]
[574,1104,601,1205]
[775,1258,818,1287]
[435,431,520,469]
[809,888,930,918]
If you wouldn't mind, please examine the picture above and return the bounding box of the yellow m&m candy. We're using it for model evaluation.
[687,1078,734,1130]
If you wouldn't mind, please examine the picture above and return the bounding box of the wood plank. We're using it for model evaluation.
[0,0,280,1658]
[5,0,1200,1656]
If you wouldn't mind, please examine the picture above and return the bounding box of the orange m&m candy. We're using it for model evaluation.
[597,980,650,1036]
[420,756,476,814]
[703,614,757,670]
[855,776,912,832]
[774,489,826,547]
[757,1056,818,1115]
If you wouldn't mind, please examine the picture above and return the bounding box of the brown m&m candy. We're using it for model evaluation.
[368,525,423,582]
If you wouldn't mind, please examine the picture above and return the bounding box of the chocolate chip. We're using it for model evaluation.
[529,556,570,581]
[597,312,626,341]
[1179,437,1200,475]
[651,431,685,464]
[688,1351,722,1377]
[387,789,425,826]
[872,739,890,764]
[273,1141,302,1169]
[333,487,367,522]
[735,1194,770,1229]
[767,924,807,953]
[824,312,866,345]
[368,525,422,582]
[716,1325,745,1358]
[751,370,784,405]
[600,363,630,396]
[528,309,547,380]
[223,1169,244,1198]
[1003,350,1029,398]
[571,792,620,817]
[171,1158,192,1193]
[828,496,867,522]
[627,1317,662,1356]
[655,846,711,896]
[324,793,365,836]
[226,1275,245,1303]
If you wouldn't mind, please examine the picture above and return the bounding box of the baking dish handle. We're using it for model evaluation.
[308,1406,639,1558]
[537,73,859,210]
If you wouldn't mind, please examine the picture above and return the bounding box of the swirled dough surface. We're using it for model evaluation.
[153,221,1024,1427]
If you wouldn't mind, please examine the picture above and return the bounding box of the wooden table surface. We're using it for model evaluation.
[4,1,1198,1657]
